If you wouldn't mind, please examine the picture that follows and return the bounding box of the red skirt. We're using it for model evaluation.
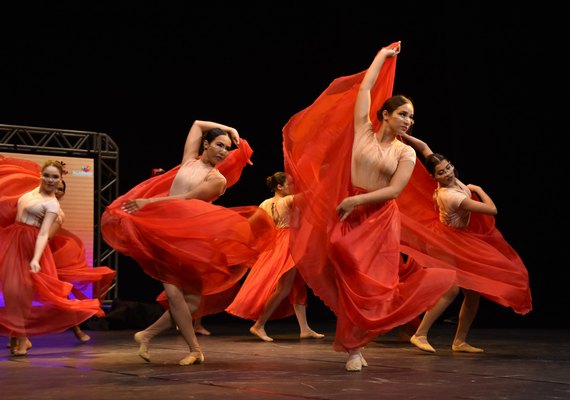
[0,222,104,336]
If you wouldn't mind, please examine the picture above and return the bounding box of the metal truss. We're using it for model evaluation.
[0,124,120,301]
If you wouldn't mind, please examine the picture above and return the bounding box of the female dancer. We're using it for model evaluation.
[226,171,324,342]
[282,42,456,371]
[0,158,104,355]
[101,120,275,365]
[397,132,532,352]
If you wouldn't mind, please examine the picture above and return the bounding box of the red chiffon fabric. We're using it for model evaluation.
[0,157,105,336]
[0,157,41,226]
[282,49,455,351]
[101,139,276,297]
[397,161,532,314]
[50,228,116,301]
[225,228,307,321]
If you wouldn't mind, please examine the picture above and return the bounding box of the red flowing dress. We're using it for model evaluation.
[0,157,104,336]
[397,161,532,314]
[225,194,308,321]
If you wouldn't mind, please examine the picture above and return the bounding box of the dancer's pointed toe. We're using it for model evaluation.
[410,335,436,353]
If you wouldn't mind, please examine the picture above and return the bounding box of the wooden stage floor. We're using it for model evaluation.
[2,318,569,400]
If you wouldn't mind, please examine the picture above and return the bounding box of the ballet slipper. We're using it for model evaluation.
[452,342,484,353]
[73,327,91,342]
[194,326,211,336]
[360,352,368,367]
[300,329,325,339]
[179,351,205,366]
[134,331,151,362]
[410,335,436,353]
[8,337,30,354]
[249,326,273,342]
[12,338,30,356]
[345,352,362,372]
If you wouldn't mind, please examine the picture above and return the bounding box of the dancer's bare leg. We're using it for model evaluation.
[411,285,459,353]
[184,291,209,335]
[250,268,296,342]
[452,289,483,353]
[183,293,201,314]
[294,304,324,339]
[163,283,204,365]
[134,292,201,361]
[134,310,174,362]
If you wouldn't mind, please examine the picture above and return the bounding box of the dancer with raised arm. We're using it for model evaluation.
[101,120,274,365]
[396,132,532,353]
[282,42,456,371]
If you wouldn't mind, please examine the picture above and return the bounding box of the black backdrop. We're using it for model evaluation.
[1,3,567,328]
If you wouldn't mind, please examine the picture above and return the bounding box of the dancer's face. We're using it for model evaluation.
[432,160,455,187]
[40,166,62,193]
[203,135,232,165]
[55,181,66,201]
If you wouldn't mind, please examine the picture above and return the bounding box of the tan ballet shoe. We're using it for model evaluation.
[410,335,436,353]
[360,352,368,367]
[249,326,273,342]
[345,352,362,372]
[179,352,205,366]
[452,342,484,353]
[300,330,325,339]
[11,338,30,356]
[134,332,151,362]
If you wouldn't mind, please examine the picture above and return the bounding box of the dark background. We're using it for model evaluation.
[1,3,567,328]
